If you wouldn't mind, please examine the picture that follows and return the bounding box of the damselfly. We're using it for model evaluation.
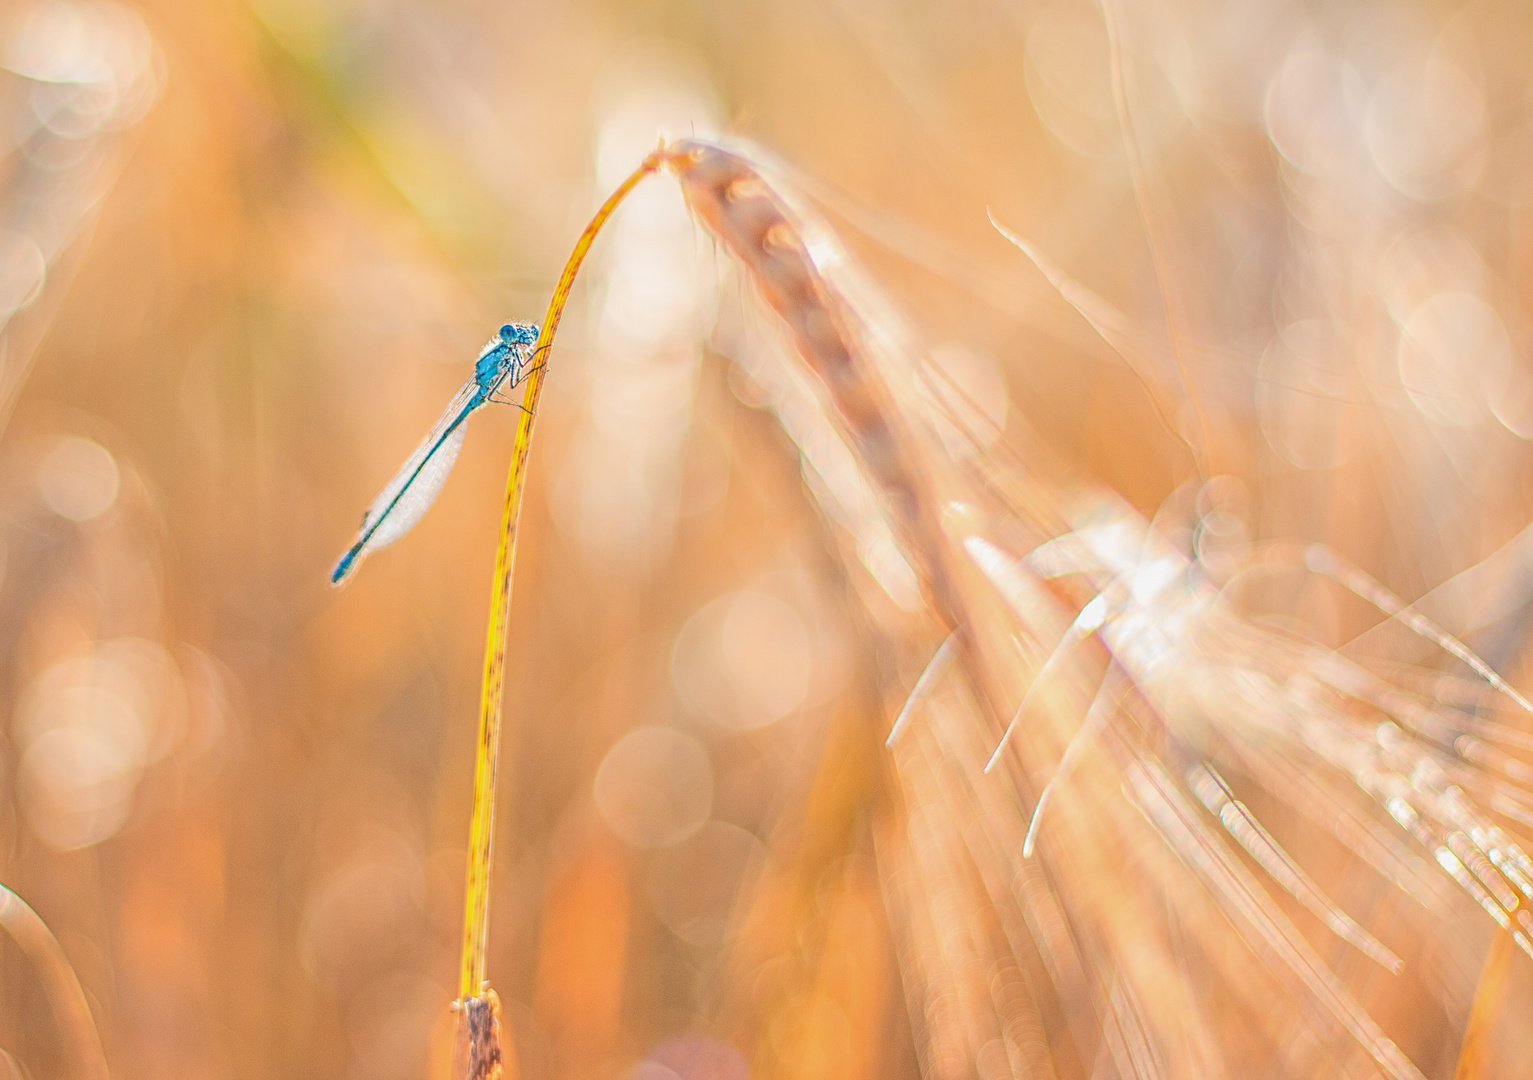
[332,322,542,585]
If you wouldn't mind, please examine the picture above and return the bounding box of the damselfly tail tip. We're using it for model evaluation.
[331,545,362,586]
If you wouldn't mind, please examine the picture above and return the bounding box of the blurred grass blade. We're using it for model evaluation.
[987,211,1189,455]
[1453,929,1516,1080]
[1127,758,1427,1080]
[1187,763,1404,973]
[1303,544,1533,715]
[0,883,108,1080]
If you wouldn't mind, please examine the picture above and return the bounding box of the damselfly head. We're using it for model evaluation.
[498,322,539,347]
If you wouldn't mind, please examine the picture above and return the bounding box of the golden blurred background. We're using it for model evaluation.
[5,0,1533,1078]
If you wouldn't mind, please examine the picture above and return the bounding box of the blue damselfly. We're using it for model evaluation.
[332,322,541,584]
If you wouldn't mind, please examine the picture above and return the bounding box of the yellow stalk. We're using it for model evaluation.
[458,145,666,1002]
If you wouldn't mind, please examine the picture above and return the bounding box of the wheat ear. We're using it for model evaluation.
[663,138,1007,725]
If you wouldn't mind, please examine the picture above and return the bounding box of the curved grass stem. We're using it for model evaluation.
[453,149,667,1077]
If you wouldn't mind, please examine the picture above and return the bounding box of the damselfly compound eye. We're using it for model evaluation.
[499,322,538,345]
